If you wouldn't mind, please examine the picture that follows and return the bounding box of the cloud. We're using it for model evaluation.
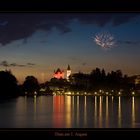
[0,13,139,45]
[10,63,25,67]
[75,13,138,26]
[27,63,35,66]
[0,21,8,26]
[0,61,35,67]
[118,40,140,45]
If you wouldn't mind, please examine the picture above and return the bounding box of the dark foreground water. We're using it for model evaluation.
[0,95,140,128]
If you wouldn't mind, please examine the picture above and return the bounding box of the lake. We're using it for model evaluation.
[0,95,140,128]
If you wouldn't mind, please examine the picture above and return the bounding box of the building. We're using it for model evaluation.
[66,65,71,81]
[135,75,140,85]
[53,68,64,79]
[129,75,140,85]
[53,65,71,81]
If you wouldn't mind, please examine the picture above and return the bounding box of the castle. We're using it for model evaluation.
[53,65,71,81]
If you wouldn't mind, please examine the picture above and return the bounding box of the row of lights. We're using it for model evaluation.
[94,90,136,96]
[25,90,136,96]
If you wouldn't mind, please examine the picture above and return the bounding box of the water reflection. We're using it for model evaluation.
[4,95,140,128]
[106,96,109,127]
[71,96,74,124]
[132,97,135,127]
[94,96,97,127]
[112,96,114,103]
[24,96,27,113]
[111,96,114,108]
[39,95,42,110]
[99,96,102,128]
[76,96,79,126]
[34,95,37,121]
[65,96,71,127]
[118,96,121,127]
[53,96,64,127]
[84,96,87,127]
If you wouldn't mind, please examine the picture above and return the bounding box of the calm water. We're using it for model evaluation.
[0,95,140,128]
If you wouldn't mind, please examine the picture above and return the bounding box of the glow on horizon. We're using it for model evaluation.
[0,13,140,84]
[0,63,139,84]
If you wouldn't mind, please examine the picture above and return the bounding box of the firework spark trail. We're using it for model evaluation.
[94,32,116,50]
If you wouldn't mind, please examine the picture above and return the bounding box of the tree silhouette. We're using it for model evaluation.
[70,72,89,91]
[0,70,20,98]
[69,68,134,93]
[22,76,40,95]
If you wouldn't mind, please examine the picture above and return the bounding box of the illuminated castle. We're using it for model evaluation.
[53,68,64,79]
[53,65,71,80]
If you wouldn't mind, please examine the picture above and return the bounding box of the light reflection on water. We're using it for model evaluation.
[53,96,64,127]
[76,96,79,127]
[106,96,109,127]
[84,96,87,127]
[1,95,140,128]
[94,96,97,127]
[132,97,135,128]
[65,96,71,128]
[99,96,102,128]
[118,96,121,128]
[34,95,37,121]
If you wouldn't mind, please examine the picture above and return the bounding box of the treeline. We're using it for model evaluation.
[0,70,20,99]
[0,68,138,98]
[69,68,135,93]
[0,70,40,98]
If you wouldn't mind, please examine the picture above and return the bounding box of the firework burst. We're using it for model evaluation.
[94,32,116,50]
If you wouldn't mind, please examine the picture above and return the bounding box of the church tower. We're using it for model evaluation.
[66,65,71,81]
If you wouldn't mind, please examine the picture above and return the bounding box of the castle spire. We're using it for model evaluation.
[67,64,71,70]
[66,64,71,81]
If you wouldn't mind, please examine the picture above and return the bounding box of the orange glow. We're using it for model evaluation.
[99,96,103,128]
[65,96,71,127]
[53,69,64,79]
[118,97,121,127]
[53,96,64,127]
[132,97,135,127]
[54,71,64,79]
[106,96,109,127]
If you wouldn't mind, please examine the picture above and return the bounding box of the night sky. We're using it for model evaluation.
[0,13,140,84]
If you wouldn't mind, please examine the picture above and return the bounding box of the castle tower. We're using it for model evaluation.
[66,65,71,81]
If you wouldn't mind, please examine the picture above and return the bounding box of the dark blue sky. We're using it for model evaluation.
[0,13,140,83]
